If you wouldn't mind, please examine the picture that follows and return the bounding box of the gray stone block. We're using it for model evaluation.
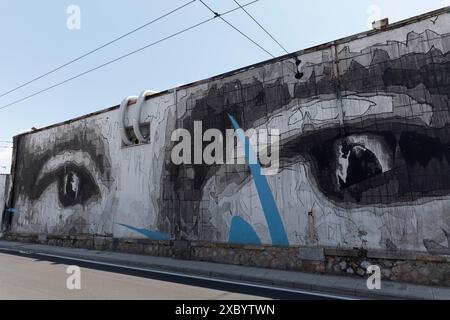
[299,247,325,261]
[94,237,106,246]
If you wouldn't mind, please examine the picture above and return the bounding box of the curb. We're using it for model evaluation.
[0,241,447,300]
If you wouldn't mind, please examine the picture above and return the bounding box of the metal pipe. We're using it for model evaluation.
[119,96,137,146]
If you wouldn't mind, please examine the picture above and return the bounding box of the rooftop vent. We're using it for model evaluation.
[372,18,389,30]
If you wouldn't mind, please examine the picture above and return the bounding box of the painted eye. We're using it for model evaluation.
[336,135,388,189]
[57,164,100,207]
[282,121,450,205]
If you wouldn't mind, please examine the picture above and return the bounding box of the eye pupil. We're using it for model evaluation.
[65,172,80,199]
[57,164,100,207]
[339,144,383,189]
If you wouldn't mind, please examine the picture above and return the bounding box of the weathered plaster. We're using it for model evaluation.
[6,8,450,259]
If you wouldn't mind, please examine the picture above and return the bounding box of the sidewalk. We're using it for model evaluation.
[0,240,448,300]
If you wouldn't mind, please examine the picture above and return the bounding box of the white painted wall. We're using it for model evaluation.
[0,174,8,228]
[9,9,450,253]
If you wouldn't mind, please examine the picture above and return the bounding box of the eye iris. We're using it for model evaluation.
[57,164,100,207]
[343,145,382,188]
[64,172,80,200]
[337,139,383,189]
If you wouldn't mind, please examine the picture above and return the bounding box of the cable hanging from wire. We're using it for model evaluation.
[0,0,260,111]
[0,0,197,100]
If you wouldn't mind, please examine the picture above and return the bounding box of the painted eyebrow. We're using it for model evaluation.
[39,129,109,176]
[35,150,100,185]
[253,95,393,141]
[18,129,110,195]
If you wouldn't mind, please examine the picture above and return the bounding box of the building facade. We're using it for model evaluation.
[0,174,10,231]
[3,7,450,285]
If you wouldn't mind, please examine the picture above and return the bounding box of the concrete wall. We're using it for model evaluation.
[8,8,450,259]
[0,174,9,229]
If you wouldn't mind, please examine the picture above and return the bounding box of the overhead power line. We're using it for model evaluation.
[0,0,197,100]
[198,0,300,77]
[233,0,289,54]
[0,0,260,112]
[198,0,275,58]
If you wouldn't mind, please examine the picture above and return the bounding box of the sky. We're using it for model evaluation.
[0,0,449,173]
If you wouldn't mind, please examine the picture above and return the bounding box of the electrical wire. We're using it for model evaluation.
[0,0,260,112]
[0,0,197,100]
[198,0,275,58]
[199,0,300,76]
[232,0,289,54]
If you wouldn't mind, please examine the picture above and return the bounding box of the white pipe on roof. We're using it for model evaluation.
[119,96,137,146]
[133,90,157,143]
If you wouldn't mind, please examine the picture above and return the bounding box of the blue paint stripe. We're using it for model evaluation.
[228,114,289,246]
[228,216,262,245]
[116,223,171,241]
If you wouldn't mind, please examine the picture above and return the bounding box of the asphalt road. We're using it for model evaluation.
[0,252,270,300]
[0,250,344,300]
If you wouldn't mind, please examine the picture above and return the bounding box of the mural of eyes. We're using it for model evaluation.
[282,121,450,205]
[31,162,101,208]
[15,127,111,212]
[57,163,100,207]
[336,135,387,189]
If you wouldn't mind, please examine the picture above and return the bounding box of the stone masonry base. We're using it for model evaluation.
[2,232,449,287]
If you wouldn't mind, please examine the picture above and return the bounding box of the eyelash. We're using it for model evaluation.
[32,163,100,208]
[281,121,450,205]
